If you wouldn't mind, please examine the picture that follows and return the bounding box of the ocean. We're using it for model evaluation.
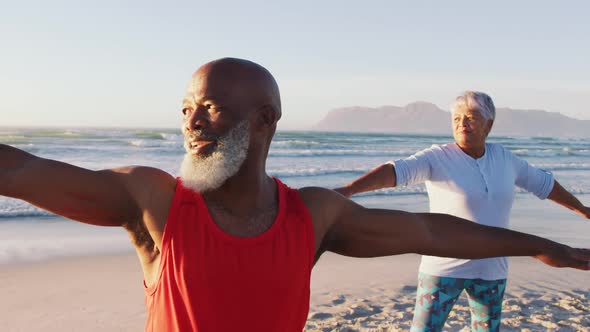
[1,128,589,264]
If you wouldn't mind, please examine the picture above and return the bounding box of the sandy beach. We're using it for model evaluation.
[1,252,588,332]
[308,253,589,331]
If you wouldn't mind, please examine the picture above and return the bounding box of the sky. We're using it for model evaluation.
[1,0,589,129]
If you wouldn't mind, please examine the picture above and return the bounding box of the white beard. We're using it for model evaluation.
[180,120,250,193]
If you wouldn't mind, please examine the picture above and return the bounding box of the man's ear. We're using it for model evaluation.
[256,105,278,127]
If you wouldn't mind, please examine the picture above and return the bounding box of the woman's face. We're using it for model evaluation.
[452,106,493,150]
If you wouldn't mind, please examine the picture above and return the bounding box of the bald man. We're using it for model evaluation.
[1,58,589,332]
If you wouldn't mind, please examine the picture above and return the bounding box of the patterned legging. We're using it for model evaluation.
[410,273,507,332]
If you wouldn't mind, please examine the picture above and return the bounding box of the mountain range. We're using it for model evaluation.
[313,102,589,137]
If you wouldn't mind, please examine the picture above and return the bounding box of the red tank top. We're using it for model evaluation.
[144,178,315,332]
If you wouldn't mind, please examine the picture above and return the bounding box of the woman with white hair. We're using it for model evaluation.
[335,91,589,332]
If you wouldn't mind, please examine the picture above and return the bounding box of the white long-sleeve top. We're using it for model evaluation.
[392,143,554,280]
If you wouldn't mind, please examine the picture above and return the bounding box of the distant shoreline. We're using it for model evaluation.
[3,126,589,140]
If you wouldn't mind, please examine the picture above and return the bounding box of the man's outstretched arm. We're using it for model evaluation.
[0,144,173,227]
[302,187,589,270]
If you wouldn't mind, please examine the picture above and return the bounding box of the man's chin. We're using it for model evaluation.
[179,120,250,193]
[179,153,225,193]
[181,178,224,193]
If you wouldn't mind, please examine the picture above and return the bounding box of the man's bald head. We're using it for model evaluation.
[186,58,282,121]
[180,58,282,183]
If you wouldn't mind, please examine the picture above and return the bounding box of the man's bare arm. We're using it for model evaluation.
[0,144,173,227]
[333,163,396,198]
[302,187,590,270]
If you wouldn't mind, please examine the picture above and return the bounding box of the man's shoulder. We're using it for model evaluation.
[297,186,349,215]
[121,166,176,205]
[124,166,175,183]
[296,186,358,238]
[123,165,173,177]
[297,186,335,204]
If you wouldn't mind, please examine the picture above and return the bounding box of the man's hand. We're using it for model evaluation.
[535,246,590,270]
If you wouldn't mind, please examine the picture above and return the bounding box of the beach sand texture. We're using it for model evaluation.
[1,253,588,332]
[307,254,589,332]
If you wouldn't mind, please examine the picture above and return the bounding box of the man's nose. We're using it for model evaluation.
[185,107,209,131]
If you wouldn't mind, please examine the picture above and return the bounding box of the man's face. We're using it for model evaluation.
[181,69,250,157]
[452,106,493,149]
[179,69,253,192]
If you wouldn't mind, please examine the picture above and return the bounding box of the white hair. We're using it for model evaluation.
[451,91,496,121]
[180,120,250,193]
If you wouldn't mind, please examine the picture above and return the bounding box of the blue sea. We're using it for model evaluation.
[1,128,589,264]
